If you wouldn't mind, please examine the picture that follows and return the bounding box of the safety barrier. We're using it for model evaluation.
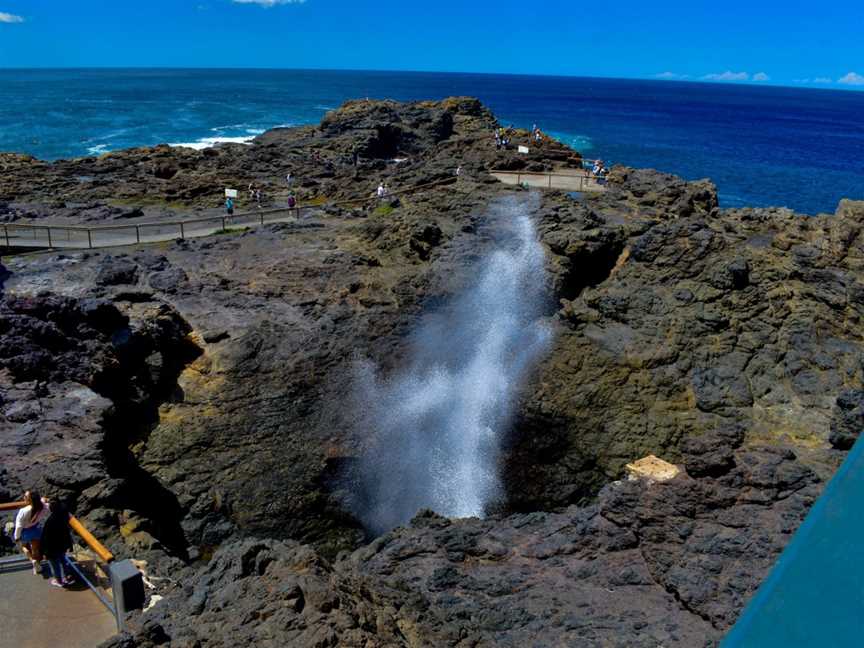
[1,176,458,252]
[0,500,141,632]
[490,169,608,192]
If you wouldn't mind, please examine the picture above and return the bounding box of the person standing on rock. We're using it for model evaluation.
[255,188,262,208]
[40,499,74,588]
[225,196,234,217]
[14,490,49,575]
[287,191,297,215]
[377,182,386,201]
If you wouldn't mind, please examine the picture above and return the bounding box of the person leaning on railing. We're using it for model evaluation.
[40,499,74,588]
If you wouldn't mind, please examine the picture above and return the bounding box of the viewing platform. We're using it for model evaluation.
[0,501,144,648]
[491,168,608,192]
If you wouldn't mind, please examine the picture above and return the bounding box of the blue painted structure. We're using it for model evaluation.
[723,437,864,646]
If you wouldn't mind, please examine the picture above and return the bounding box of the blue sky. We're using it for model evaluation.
[0,0,862,89]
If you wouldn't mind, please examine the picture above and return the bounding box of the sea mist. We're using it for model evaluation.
[349,195,552,534]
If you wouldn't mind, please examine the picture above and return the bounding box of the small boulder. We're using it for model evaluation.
[829,389,864,450]
[95,256,139,286]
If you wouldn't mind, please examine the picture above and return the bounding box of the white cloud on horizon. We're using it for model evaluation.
[702,71,750,82]
[752,72,770,82]
[231,0,305,6]
[655,72,689,80]
[0,11,24,23]
[794,77,836,85]
[838,72,864,86]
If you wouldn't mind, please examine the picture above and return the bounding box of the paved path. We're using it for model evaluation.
[0,563,116,648]
[3,209,306,251]
[491,169,607,192]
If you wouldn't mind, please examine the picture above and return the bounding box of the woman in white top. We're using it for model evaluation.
[14,490,50,574]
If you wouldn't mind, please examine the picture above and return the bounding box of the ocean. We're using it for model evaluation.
[1,68,863,215]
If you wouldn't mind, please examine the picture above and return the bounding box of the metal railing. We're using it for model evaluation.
[1,176,459,252]
[1,500,134,632]
[1,207,302,251]
[490,169,608,192]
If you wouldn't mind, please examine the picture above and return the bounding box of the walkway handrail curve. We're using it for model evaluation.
[1,500,114,563]
[2,176,459,251]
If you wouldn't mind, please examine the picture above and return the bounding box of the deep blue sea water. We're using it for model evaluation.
[1,69,863,214]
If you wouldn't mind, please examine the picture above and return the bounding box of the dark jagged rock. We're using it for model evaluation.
[100,442,818,648]
[1,97,862,647]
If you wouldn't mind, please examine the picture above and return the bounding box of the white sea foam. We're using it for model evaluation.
[348,194,552,534]
[87,144,110,156]
[168,135,256,150]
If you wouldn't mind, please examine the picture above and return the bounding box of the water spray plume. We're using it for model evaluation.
[349,195,552,534]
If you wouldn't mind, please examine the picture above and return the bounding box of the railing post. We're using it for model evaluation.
[46,226,53,248]
[87,229,93,249]
[222,216,226,230]
[548,174,552,188]
[135,225,140,243]
[3,226,8,250]
[180,222,185,239]
[260,212,264,225]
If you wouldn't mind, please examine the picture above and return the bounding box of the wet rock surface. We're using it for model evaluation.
[1,98,862,646]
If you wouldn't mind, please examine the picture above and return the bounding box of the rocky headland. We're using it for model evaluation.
[2,97,863,647]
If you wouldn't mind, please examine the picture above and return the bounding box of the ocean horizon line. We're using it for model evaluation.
[2,66,862,94]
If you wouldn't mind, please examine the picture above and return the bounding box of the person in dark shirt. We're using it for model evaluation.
[40,500,73,588]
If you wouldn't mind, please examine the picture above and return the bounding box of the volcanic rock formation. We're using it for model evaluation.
[2,98,863,647]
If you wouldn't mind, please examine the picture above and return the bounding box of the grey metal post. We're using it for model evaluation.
[180,222,185,239]
[3,226,8,250]
[136,225,140,243]
[548,174,552,188]
[46,227,53,248]
[108,559,145,632]
[260,212,264,225]
[87,230,93,249]
[222,216,226,230]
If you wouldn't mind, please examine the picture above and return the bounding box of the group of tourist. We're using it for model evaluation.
[592,159,609,181]
[494,124,545,151]
[532,124,543,143]
[223,174,298,216]
[9,490,74,589]
[494,126,513,150]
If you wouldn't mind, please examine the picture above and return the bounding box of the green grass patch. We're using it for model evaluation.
[374,203,395,217]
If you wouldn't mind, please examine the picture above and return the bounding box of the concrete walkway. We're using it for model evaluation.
[3,209,306,251]
[0,564,116,648]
